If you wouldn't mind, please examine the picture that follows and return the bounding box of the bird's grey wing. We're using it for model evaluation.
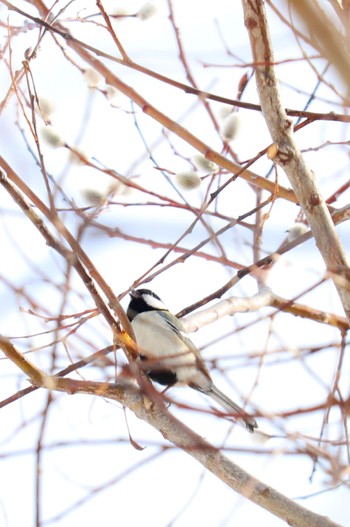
[157,311,186,336]
[158,312,212,381]
[155,313,257,432]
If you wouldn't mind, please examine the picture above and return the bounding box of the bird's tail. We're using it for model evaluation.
[207,384,257,433]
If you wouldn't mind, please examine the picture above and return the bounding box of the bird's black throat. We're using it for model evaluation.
[127,289,177,386]
[127,289,164,322]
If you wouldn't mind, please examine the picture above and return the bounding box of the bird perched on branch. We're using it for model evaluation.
[127,288,257,433]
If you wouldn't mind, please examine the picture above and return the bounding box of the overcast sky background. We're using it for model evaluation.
[0,1,349,526]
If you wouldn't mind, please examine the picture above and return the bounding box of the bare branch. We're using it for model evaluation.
[0,336,344,527]
[242,0,350,322]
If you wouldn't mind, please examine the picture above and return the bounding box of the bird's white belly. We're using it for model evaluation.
[132,312,198,384]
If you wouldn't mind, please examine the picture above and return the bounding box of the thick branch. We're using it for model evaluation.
[0,336,343,527]
[242,0,350,322]
[183,290,349,333]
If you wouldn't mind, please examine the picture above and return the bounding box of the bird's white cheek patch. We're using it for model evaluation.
[142,293,166,310]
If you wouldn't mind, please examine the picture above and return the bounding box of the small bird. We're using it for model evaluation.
[127,289,257,432]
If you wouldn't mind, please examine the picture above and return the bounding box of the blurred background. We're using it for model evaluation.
[0,1,349,526]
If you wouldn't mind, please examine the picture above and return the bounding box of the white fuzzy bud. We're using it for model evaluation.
[218,104,233,120]
[108,181,131,197]
[38,97,55,120]
[81,188,108,207]
[105,85,121,104]
[40,126,65,148]
[220,113,241,142]
[192,154,218,174]
[286,223,309,242]
[137,1,158,20]
[175,171,201,190]
[83,68,101,89]
[110,7,131,19]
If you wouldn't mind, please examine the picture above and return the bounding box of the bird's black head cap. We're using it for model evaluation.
[127,289,165,321]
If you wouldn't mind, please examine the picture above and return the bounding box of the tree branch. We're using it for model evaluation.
[1,0,296,203]
[0,336,343,527]
[242,0,350,322]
